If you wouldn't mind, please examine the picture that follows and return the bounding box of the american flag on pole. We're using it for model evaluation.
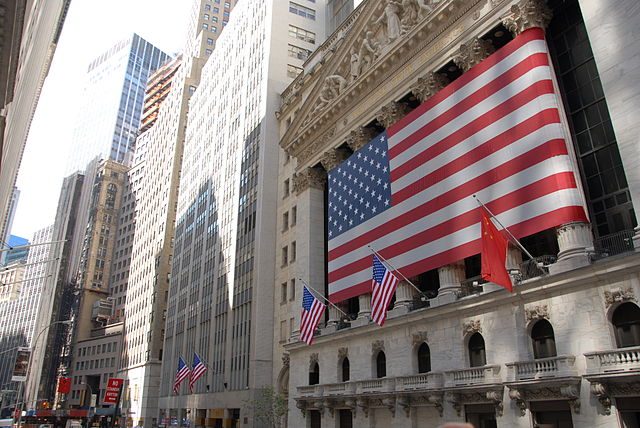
[189,352,208,393]
[300,286,326,345]
[371,255,400,326]
[327,28,588,303]
[173,356,190,394]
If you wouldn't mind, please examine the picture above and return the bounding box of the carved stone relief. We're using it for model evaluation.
[309,353,319,367]
[604,287,636,307]
[376,101,411,128]
[338,347,348,360]
[525,304,549,323]
[412,330,428,346]
[463,319,482,336]
[321,148,351,172]
[282,353,290,367]
[346,127,378,152]
[372,339,385,353]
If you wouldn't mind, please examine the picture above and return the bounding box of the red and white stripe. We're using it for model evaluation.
[371,269,400,326]
[328,28,588,302]
[300,300,326,345]
[189,364,207,392]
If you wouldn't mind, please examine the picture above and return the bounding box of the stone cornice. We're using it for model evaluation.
[284,252,640,352]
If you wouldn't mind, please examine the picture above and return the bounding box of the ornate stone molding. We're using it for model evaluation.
[501,0,553,36]
[346,126,378,152]
[309,353,319,367]
[338,347,348,360]
[509,388,527,416]
[296,399,308,418]
[411,71,450,103]
[507,380,581,415]
[525,304,549,323]
[296,126,337,165]
[376,101,411,128]
[412,331,428,347]
[356,397,369,417]
[590,382,611,415]
[372,340,385,353]
[447,387,503,417]
[453,37,495,72]
[320,147,351,171]
[604,287,636,307]
[293,168,327,195]
[282,353,290,368]
[463,319,482,336]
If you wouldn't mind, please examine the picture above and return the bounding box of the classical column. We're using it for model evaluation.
[292,167,326,338]
[355,293,372,325]
[388,280,416,318]
[453,37,495,72]
[375,101,412,129]
[549,222,594,274]
[411,71,450,103]
[501,0,553,37]
[434,261,465,306]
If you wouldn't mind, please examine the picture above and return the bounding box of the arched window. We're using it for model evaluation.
[417,343,431,373]
[376,351,386,378]
[612,302,640,348]
[468,333,486,367]
[341,357,350,382]
[531,319,557,359]
[309,362,319,385]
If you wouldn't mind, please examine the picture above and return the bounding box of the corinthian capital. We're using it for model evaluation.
[321,148,351,172]
[502,0,553,36]
[376,101,411,128]
[293,168,326,194]
[412,72,450,103]
[453,38,495,72]
[346,127,377,152]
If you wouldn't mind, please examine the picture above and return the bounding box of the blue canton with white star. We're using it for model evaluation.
[372,255,388,284]
[302,286,316,311]
[328,132,392,239]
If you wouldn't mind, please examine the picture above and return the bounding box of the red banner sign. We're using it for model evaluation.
[103,378,124,405]
[57,377,71,394]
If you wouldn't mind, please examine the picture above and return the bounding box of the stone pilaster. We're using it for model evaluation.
[293,167,327,339]
[501,0,553,36]
[346,126,377,152]
[320,148,351,172]
[433,261,465,306]
[376,101,412,128]
[453,38,495,72]
[548,222,593,274]
[411,72,450,103]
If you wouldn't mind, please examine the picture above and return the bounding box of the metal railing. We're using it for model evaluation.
[592,229,635,259]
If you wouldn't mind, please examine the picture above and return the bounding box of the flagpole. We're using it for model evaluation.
[298,277,348,317]
[367,246,428,300]
[472,194,537,261]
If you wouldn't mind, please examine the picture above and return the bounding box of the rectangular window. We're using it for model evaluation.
[204,13,209,20]
[283,179,290,198]
[281,282,288,303]
[288,25,315,44]
[202,23,208,29]
[291,241,297,262]
[287,64,303,79]
[207,38,214,46]
[291,206,297,225]
[288,44,312,61]
[289,2,316,20]
[212,16,218,22]
[280,320,287,342]
[224,1,230,7]
[290,278,296,301]
[283,212,289,231]
[205,4,211,11]
[282,246,289,266]
[213,6,219,12]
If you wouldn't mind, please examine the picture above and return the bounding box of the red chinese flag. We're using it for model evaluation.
[57,377,71,394]
[481,210,512,292]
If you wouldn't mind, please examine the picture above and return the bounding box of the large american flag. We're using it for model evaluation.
[189,352,208,393]
[300,286,326,345]
[371,255,400,326]
[327,28,588,303]
[173,356,190,394]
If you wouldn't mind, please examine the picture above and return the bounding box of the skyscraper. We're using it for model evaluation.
[158,0,326,425]
[65,34,170,173]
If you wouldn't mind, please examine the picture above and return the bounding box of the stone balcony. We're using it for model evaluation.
[504,356,581,415]
[442,365,504,417]
[583,347,640,415]
[444,364,502,388]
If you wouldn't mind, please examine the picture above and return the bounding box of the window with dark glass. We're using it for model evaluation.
[417,343,431,373]
[547,0,635,238]
[375,351,386,378]
[531,319,558,359]
[341,357,350,382]
[612,302,640,348]
[309,362,319,385]
[468,333,486,367]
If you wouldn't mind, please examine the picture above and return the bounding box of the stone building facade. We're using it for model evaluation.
[277,0,640,427]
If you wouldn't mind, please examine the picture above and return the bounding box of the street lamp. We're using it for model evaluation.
[17,319,73,426]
